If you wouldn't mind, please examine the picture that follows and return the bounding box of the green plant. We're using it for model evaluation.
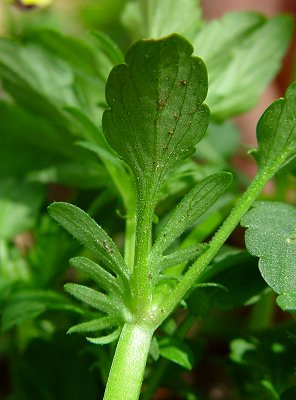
[1,1,296,399]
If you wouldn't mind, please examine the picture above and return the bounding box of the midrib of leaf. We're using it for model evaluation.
[132,50,195,312]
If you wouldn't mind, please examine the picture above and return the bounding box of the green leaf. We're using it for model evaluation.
[0,38,77,123]
[91,31,124,66]
[252,82,296,175]
[158,243,208,272]
[193,13,293,120]
[151,173,232,257]
[48,202,129,283]
[102,34,209,203]
[86,326,121,345]
[276,292,296,313]
[121,0,201,41]
[241,201,296,312]
[158,336,194,370]
[68,315,118,334]
[1,290,82,332]
[64,283,121,315]
[70,256,122,295]
[0,177,44,239]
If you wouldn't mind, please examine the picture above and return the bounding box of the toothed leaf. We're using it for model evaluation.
[252,82,296,174]
[242,201,296,313]
[102,34,209,204]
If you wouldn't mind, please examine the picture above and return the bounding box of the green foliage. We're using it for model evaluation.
[0,2,295,400]
[242,202,296,313]
[194,12,293,120]
[121,0,202,41]
[252,82,296,175]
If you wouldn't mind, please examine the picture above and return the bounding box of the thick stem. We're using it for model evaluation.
[103,323,154,400]
[154,171,272,326]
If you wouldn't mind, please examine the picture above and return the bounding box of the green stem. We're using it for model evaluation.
[124,212,136,271]
[154,171,272,326]
[103,323,154,400]
[132,186,157,313]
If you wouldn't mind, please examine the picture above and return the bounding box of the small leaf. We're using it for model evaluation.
[87,327,121,345]
[68,315,118,334]
[252,82,296,174]
[48,202,129,284]
[151,173,232,257]
[64,283,121,315]
[158,336,194,370]
[158,244,208,271]
[102,34,209,204]
[70,257,122,295]
[241,201,296,312]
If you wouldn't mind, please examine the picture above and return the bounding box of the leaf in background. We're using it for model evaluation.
[103,34,209,206]
[0,102,106,189]
[252,82,296,175]
[151,173,232,258]
[158,336,194,370]
[0,177,44,239]
[241,201,296,313]
[121,0,201,41]
[190,250,267,313]
[229,327,296,398]
[48,202,129,284]
[193,13,293,120]
[1,289,82,332]
[0,38,78,124]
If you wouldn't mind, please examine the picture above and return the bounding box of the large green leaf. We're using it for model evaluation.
[121,0,201,41]
[102,34,209,203]
[241,201,296,312]
[252,82,296,175]
[193,13,293,120]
